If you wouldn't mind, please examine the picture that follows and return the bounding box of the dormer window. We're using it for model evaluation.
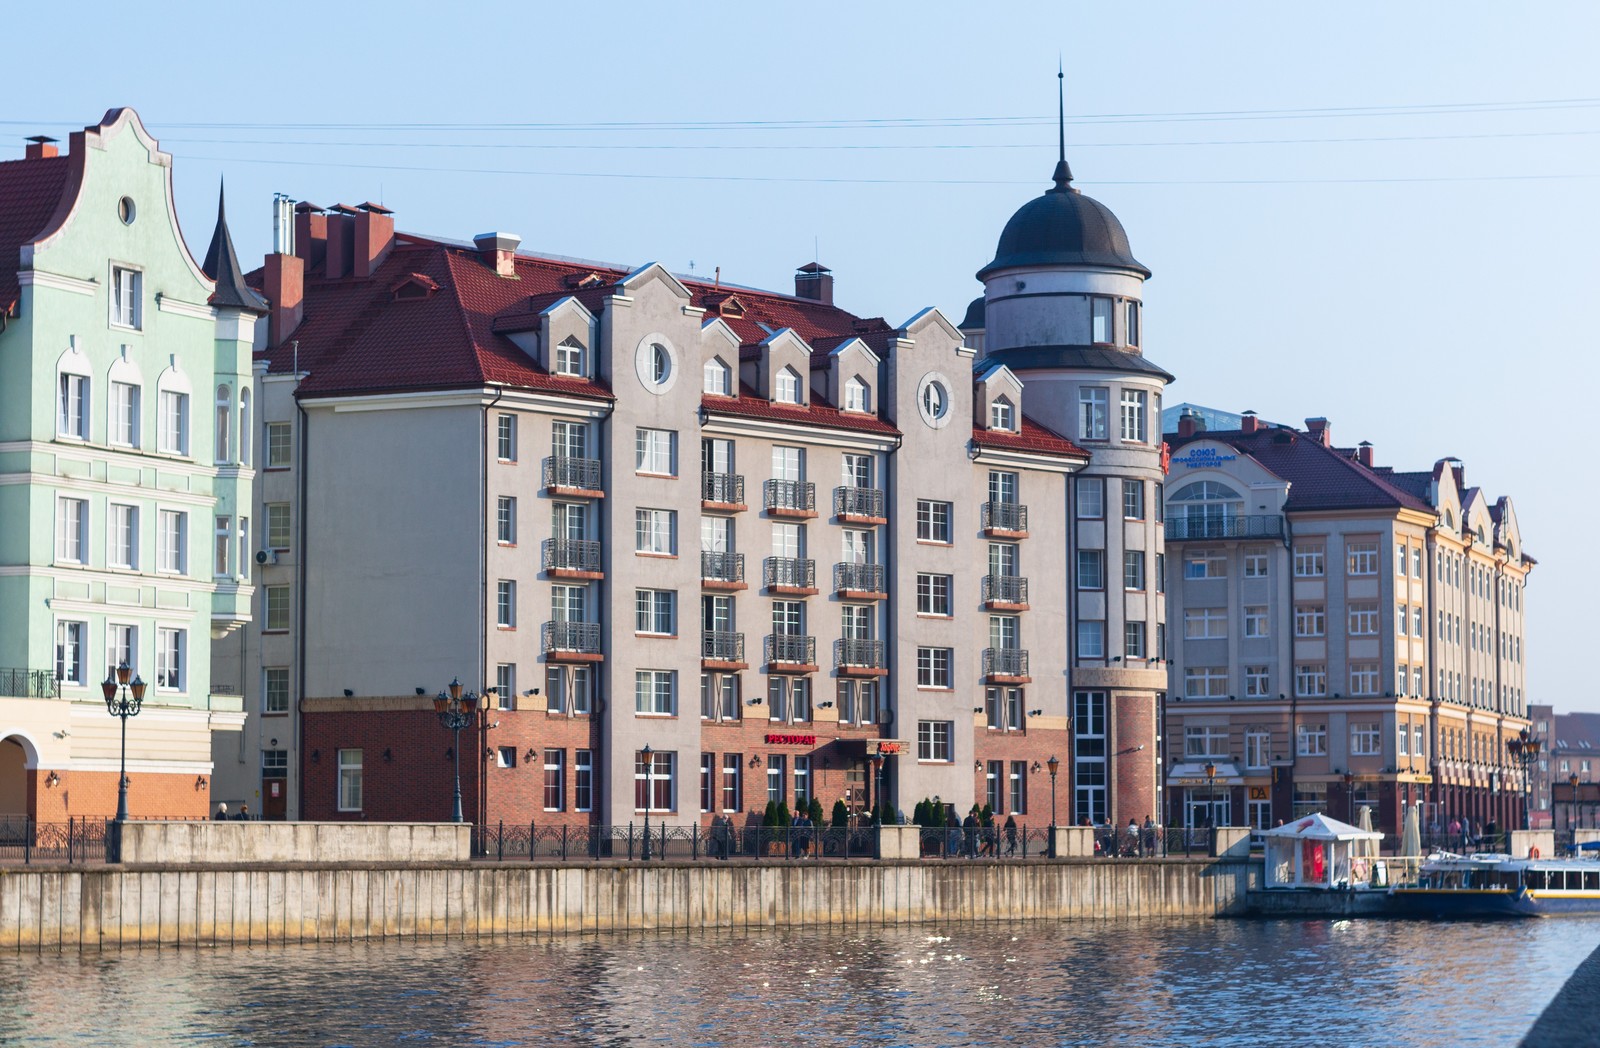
[844,377,869,413]
[703,358,731,396]
[1091,296,1114,345]
[555,336,585,377]
[990,396,1014,432]
[775,366,802,405]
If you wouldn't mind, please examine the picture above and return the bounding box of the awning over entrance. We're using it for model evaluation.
[1168,762,1244,786]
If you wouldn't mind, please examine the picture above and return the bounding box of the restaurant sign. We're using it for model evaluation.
[765,733,816,746]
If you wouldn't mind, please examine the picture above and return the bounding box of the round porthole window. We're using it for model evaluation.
[916,372,953,429]
[634,333,679,395]
[118,197,136,225]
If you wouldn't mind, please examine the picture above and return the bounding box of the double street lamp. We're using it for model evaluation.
[1506,728,1542,831]
[100,663,147,822]
[433,678,479,823]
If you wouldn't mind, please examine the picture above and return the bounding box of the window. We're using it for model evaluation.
[55,621,86,685]
[635,670,675,715]
[984,686,1024,730]
[1245,728,1270,769]
[1074,692,1108,825]
[1076,550,1104,589]
[496,580,516,628]
[838,680,879,726]
[1124,621,1146,659]
[1243,606,1269,638]
[1185,725,1229,759]
[703,357,731,396]
[1412,607,1423,638]
[1413,724,1425,758]
[1075,477,1104,519]
[916,647,953,689]
[916,500,952,543]
[1294,605,1326,638]
[158,390,189,455]
[266,503,291,550]
[920,380,948,422]
[720,755,741,812]
[1351,722,1381,755]
[1244,550,1269,578]
[496,496,516,544]
[1412,548,1423,579]
[1397,723,1410,756]
[1346,541,1378,576]
[489,664,514,711]
[543,749,566,811]
[1293,545,1325,578]
[635,509,676,555]
[1350,664,1379,696]
[1122,480,1144,520]
[1292,781,1327,820]
[1090,295,1115,343]
[337,749,363,811]
[215,386,232,463]
[1184,550,1227,580]
[57,372,89,440]
[989,396,1013,431]
[238,389,251,466]
[497,747,517,770]
[110,381,140,447]
[1348,603,1378,636]
[157,510,187,574]
[156,627,185,690]
[106,624,136,679]
[1119,389,1146,442]
[258,666,289,714]
[988,470,1018,506]
[56,497,87,564]
[266,422,292,468]
[766,754,787,803]
[917,720,953,762]
[555,336,585,377]
[1244,666,1269,697]
[635,428,676,475]
[635,589,675,635]
[238,517,249,575]
[496,413,516,461]
[986,761,1004,814]
[264,584,291,631]
[1156,553,1166,593]
[701,673,740,721]
[1184,667,1227,699]
[1123,552,1145,591]
[1079,387,1109,441]
[1296,723,1328,756]
[1126,300,1140,346]
[1294,665,1327,698]
[772,600,804,636]
[1184,608,1227,640]
[794,756,812,807]
[112,266,141,328]
[579,748,598,816]
[917,573,952,616]
[1396,544,1408,576]
[1009,761,1028,815]
[700,753,715,813]
[841,453,872,489]
[214,515,232,577]
[1077,620,1105,659]
[775,366,802,404]
[845,377,870,413]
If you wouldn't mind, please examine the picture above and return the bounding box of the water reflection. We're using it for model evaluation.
[0,919,1594,1047]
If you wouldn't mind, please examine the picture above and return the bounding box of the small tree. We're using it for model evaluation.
[763,800,779,827]
[777,801,793,827]
[980,803,994,826]
[831,799,850,828]
[808,797,825,825]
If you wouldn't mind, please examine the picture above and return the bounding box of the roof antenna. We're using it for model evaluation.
[1052,58,1073,191]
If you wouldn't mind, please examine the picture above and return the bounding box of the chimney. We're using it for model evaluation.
[24,135,58,160]
[1357,441,1374,468]
[323,204,359,279]
[1240,410,1260,434]
[263,252,305,347]
[795,262,834,306]
[1176,409,1200,438]
[294,202,329,270]
[473,232,521,278]
[1305,417,1331,446]
[354,202,395,278]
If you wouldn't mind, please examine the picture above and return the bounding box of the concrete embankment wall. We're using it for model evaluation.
[0,858,1257,950]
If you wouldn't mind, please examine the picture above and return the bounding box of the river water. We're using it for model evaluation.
[1,918,1595,1047]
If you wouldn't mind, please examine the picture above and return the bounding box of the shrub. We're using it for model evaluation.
[831,800,850,828]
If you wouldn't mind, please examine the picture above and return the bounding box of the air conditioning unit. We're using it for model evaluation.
[254,549,279,566]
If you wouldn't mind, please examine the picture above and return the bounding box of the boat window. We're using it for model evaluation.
[1585,871,1599,891]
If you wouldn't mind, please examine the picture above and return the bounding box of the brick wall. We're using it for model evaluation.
[30,769,209,822]
[1113,692,1157,827]
[973,724,1069,825]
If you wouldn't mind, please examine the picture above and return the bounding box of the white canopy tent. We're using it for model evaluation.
[1263,812,1386,889]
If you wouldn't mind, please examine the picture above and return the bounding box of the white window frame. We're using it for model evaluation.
[56,497,87,564]
[635,588,676,636]
[110,380,140,447]
[916,573,952,616]
[775,366,802,404]
[1244,666,1269,697]
[916,646,953,689]
[264,584,291,631]
[111,266,142,328]
[55,620,87,685]
[337,749,363,811]
[1351,722,1381,756]
[496,496,516,545]
[263,667,290,715]
[1346,540,1378,576]
[158,389,189,456]
[917,720,953,762]
[635,669,676,716]
[1119,388,1146,442]
[703,357,731,396]
[989,396,1013,431]
[1296,723,1328,757]
[58,372,89,440]
[635,427,676,476]
[635,508,676,555]
[916,499,952,543]
[1183,667,1227,699]
[496,580,516,628]
[266,421,292,468]
[1079,387,1108,441]
[156,627,185,691]
[157,509,187,575]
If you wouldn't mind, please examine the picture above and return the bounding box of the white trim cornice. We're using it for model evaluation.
[969,444,1085,474]
[18,270,98,296]
[0,440,219,481]
[701,413,897,452]
[155,294,217,321]
[312,386,611,420]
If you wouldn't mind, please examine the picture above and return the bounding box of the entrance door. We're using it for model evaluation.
[261,748,288,820]
[1186,791,1230,828]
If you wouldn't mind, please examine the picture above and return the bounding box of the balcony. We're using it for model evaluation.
[764,479,816,519]
[982,574,1030,610]
[764,556,817,595]
[982,501,1028,537]
[833,561,887,599]
[700,551,747,591]
[835,637,888,677]
[542,621,604,663]
[542,538,604,579]
[0,668,58,700]
[702,630,748,671]
[543,455,605,497]
[1164,515,1284,541]
[983,647,1031,684]
[833,485,886,524]
[764,634,818,674]
[701,472,747,511]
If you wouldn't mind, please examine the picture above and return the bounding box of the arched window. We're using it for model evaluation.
[775,366,802,405]
[238,387,252,466]
[844,376,869,413]
[990,396,1014,431]
[921,381,947,420]
[215,385,232,464]
[1166,480,1244,539]
[703,357,730,396]
[651,343,671,384]
[157,364,192,456]
[56,336,92,440]
[555,336,585,377]
[1443,509,1455,529]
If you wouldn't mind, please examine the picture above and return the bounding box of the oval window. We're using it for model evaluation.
[118,197,137,225]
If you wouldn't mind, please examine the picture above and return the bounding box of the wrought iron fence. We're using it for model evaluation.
[701,630,745,664]
[764,634,816,667]
[833,561,885,595]
[764,556,815,590]
[471,821,884,862]
[981,501,1027,533]
[763,479,815,514]
[982,574,1029,606]
[982,647,1029,679]
[833,485,885,520]
[834,638,886,671]
[542,620,602,655]
[0,668,59,699]
[1164,515,1284,541]
[542,538,602,574]
[915,823,1052,859]
[700,551,745,585]
[702,472,745,506]
[543,455,603,492]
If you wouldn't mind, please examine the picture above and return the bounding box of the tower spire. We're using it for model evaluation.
[202,176,267,313]
[1052,60,1074,192]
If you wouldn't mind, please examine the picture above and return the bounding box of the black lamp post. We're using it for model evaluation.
[641,744,655,860]
[870,752,885,823]
[433,678,478,823]
[1506,728,1541,831]
[1204,760,1218,829]
[1046,754,1060,857]
[1570,773,1581,832]
[1342,771,1355,823]
[101,663,147,823]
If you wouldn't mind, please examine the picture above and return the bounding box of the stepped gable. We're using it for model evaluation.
[0,152,73,317]
[1170,426,1433,514]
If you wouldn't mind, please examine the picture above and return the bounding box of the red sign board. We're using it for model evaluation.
[877,743,903,755]
[765,733,816,746]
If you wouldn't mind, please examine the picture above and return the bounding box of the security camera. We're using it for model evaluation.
[490,721,501,730]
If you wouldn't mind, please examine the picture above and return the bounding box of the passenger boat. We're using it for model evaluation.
[1388,850,1600,918]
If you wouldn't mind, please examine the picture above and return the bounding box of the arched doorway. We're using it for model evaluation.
[0,736,34,825]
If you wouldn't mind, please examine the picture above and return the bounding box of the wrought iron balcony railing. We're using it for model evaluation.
[764,479,816,514]
[700,551,745,584]
[982,501,1028,533]
[833,485,885,520]
[764,556,816,591]
[0,669,59,699]
[701,630,746,664]
[542,620,602,655]
[983,647,1030,679]
[1164,515,1284,540]
[835,637,886,670]
[701,472,746,506]
[982,574,1029,606]
[542,538,603,574]
[764,634,816,666]
[543,455,603,492]
[834,561,885,594]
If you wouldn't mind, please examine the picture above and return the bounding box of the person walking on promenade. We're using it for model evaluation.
[962,807,979,858]
[945,807,961,857]
[213,803,228,820]
[234,803,250,821]
[1143,815,1157,857]
[1127,818,1141,857]
[1003,815,1018,856]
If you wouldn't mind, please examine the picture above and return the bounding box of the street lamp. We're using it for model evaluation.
[641,744,655,861]
[1570,773,1581,832]
[1046,754,1060,857]
[1204,760,1218,830]
[433,678,479,823]
[869,753,885,823]
[1343,771,1355,823]
[1505,728,1541,831]
[101,663,147,822]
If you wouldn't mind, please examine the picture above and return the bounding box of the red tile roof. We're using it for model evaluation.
[1170,426,1433,513]
[972,415,1090,460]
[0,154,74,316]
[701,388,900,437]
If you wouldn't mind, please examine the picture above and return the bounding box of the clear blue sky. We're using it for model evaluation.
[11,1,1596,709]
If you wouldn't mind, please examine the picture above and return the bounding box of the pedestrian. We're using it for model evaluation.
[962,807,979,858]
[1461,816,1473,850]
[1143,814,1157,856]
[1127,818,1141,857]
[213,802,228,820]
[945,807,960,856]
[233,803,250,821]
[1003,814,1018,856]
